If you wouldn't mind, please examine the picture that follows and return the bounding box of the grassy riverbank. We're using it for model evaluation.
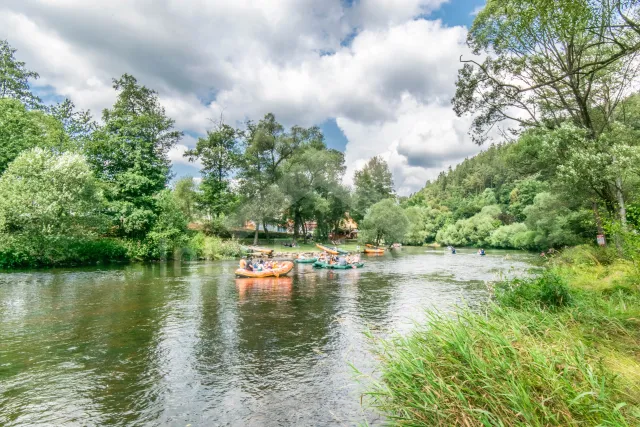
[364,246,640,426]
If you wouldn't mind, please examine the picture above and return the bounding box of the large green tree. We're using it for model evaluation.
[453,0,640,227]
[236,114,321,243]
[359,199,409,247]
[352,156,395,222]
[0,40,41,108]
[0,98,68,174]
[0,148,103,237]
[185,122,240,217]
[86,74,182,237]
[280,146,348,241]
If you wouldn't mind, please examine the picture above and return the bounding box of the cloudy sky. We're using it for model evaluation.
[1,0,486,195]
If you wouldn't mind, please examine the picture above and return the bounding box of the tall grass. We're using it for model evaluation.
[362,248,640,426]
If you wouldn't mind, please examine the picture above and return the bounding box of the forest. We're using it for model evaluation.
[2,0,640,269]
[0,39,401,268]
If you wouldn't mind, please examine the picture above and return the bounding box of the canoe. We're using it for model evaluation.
[364,248,385,254]
[313,261,364,269]
[316,243,339,255]
[235,261,294,278]
[294,257,318,264]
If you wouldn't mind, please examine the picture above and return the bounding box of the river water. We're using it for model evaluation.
[0,248,535,426]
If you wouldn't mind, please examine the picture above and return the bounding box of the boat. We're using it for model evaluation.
[294,257,318,264]
[364,248,385,254]
[235,261,294,278]
[336,248,349,255]
[247,246,274,255]
[313,261,364,269]
[316,243,339,255]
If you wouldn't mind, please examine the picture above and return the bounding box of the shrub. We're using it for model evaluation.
[0,234,128,269]
[188,234,243,260]
[495,271,572,310]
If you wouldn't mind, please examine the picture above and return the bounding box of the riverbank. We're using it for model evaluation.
[363,245,640,425]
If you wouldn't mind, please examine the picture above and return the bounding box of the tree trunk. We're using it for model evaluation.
[592,201,605,236]
[302,221,307,243]
[263,221,269,243]
[615,177,627,229]
[293,213,299,243]
[253,225,259,245]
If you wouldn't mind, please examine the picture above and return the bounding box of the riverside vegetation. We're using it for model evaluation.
[360,0,640,425]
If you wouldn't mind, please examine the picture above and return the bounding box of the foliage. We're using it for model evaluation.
[495,271,572,310]
[173,177,198,221]
[0,40,41,108]
[436,205,502,247]
[185,122,240,217]
[0,148,104,236]
[352,156,395,222]
[359,199,409,246]
[0,98,69,173]
[86,74,182,238]
[363,267,640,426]
[0,235,128,269]
[187,234,244,260]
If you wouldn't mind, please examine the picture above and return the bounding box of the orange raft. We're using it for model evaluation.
[364,247,385,254]
[316,243,339,255]
[235,261,294,278]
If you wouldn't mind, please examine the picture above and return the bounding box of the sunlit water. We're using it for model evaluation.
[0,248,536,426]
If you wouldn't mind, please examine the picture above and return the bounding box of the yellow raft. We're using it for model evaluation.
[235,261,294,278]
[316,243,339,255]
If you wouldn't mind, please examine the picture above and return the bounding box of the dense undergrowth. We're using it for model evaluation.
[363,246,640,426]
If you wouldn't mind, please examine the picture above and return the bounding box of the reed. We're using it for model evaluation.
[362,256,640,426]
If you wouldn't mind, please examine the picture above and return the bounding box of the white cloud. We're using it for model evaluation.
[0,0,477,195]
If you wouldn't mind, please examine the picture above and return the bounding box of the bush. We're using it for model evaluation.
[495,271,572,310]
[555,245,618,266]
[0,234,128,269]
[188,233,243,260]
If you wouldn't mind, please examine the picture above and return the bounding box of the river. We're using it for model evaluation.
[0,247,535,426]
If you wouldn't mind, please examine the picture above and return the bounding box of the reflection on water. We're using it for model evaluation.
[0,248,535,426]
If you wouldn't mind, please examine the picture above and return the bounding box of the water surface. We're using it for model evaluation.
[0,248,535,426]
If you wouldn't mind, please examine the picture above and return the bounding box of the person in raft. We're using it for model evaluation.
[478,248,485,255]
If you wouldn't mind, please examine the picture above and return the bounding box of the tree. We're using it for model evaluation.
[454,0,640,225]
[236,114,321,242]
[0,98,68,174]
[279,147,348,241]
[352,156,395,222]
[49,99,97,145]
[0,148,103,237]
[173,177,198,221]
[0,40,41,108]
[185,121,240,217]
[359,199,409,247]
[86,74,182,238]
[454,0,640,144]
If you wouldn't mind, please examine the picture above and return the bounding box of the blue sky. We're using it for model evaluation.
[3,0,486,195]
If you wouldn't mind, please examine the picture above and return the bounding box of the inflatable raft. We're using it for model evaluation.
[316,243,339,255]
[294,257,318,264]
[235,261,294,278]
[313,261,364,269]
[364,248,385,254]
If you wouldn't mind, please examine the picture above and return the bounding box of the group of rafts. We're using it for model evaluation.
[235,243,386,277]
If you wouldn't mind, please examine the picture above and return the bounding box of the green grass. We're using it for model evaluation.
[361,248,640,426]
